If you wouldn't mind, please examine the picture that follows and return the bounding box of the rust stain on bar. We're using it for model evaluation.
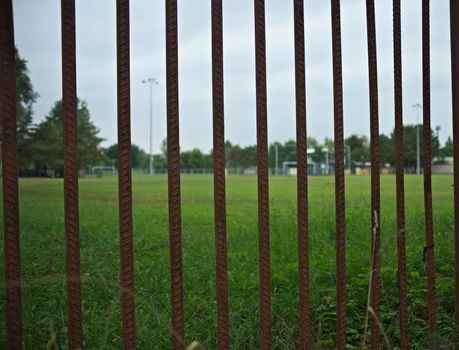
[211,0,230,349]
[293,0,310,348]
[166,0,185,348]
[0,0,22,348]
[61,0,83,348]
[422,0,437,333]
[254,0,272,348]
[330,1,346,348]
[116,0,137,348]
[365,0,381,347]
[393,1,409,348]
[450,0,459,329]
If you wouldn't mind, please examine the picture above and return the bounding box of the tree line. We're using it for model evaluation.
[8,49,455,175]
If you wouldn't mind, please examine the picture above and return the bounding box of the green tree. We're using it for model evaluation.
[307,136,319,149]
[439,136,453,161]
[239,145,257,168]
[180,148,211,169]
[379,133,394,167]
[226,141,242,169]
[13,49,39,172]
[399,124,439,170]
[104,143,149,169]
[345,134,370,164]
[28,99,106,175]
[27,115,63,174]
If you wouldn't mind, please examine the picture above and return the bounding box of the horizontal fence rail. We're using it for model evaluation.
[0,0,458,349]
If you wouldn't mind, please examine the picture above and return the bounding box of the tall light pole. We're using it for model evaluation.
[322,148,329,175]
[345,145,351,172]
[413,103,422,175]
[275,143,279,176]
[142,78,158,175]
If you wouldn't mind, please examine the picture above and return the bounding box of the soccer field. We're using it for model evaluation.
[0,175,456,349]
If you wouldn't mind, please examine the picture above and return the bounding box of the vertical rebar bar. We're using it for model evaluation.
[254,0,271,348]
[212,0,230,348]
[61,0,83,348]
[365,1,381,347]
[116,0,136,348]
[393,1,409,348]
[293,0,310,348]
[0,0,22,348]
[422,0,437,333]
[166,0,185,348]
[330,1,346,348]
[450,0,459,329]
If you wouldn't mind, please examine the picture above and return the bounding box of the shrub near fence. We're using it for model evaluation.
[1,0,459,349]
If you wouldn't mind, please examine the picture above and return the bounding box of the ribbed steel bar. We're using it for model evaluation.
[330,1,346,348]
[0,0,22,348]
[450,0,459,328]
[422,0,437,333]
[254,0,271,348]
[166,0,185,348]
[61,0,83,348]
[393,1,409,348]
[116,0,136,348]
[211,0,230,348]
[293,0,310,348]
[365,0,381,347]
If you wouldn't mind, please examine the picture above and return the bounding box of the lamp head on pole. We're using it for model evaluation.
[142,77,159,85]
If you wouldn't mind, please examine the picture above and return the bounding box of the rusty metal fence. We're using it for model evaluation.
[1,0,458,349]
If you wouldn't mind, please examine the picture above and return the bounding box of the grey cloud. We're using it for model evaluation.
[13,0,452,154]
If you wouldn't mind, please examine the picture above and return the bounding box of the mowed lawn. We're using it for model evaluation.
[0,174,456,349]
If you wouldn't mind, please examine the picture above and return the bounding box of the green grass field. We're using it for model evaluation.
[0,175,457,349]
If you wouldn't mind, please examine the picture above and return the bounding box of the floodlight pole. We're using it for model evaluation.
[275,143,279,176]
[142,78,159,175]
[346,145,351,172]
[322,148,329,175]
[413,103,422,175]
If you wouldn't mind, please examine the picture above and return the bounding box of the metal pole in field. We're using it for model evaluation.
[449,0,459,327]
[413,103,422,175]
[211,0,230,347]
[322,148,329,175]
[117,0,136,347]
[0,0,22,348]
[366,0,381,346]
[346,145,351,172]
[294,0,310,346]
[330,0,347,347]
[422,0,437,332]
[166,0,185,347]
[393,1,408,347]
[275,143,279,176]
[254,0,272,347]
[142,78,158,175]
[61,0,84,348]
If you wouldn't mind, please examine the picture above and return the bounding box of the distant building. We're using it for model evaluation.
[351,161,371,175]
[432,157,453,174]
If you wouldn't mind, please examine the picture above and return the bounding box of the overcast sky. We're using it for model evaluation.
[13,0,452,154]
